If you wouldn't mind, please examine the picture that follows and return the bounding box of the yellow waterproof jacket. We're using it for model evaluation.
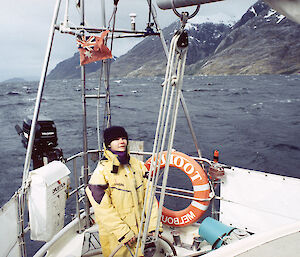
[86,149,161,257]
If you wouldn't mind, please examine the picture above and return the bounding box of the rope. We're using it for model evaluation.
[154,31,188,238]
[135,26,190,255]
[135,33,179,256]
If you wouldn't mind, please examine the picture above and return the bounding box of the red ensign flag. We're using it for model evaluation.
[77,30,112,65]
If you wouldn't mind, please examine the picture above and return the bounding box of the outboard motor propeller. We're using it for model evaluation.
[15,116,63,169]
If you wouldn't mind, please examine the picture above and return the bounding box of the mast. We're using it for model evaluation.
[18,0,63,255]
[102,0,111,128]
[80,0,91,228]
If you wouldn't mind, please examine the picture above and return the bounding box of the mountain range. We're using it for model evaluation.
[47,1,300,80]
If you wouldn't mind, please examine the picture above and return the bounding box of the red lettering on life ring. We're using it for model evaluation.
[145,151,210,227]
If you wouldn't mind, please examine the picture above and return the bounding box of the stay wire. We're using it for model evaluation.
[108,5,117,51]
[108,2,118,51]
[148,0,152,25]
[98,0,118,138]
[96,61,104,155]
[146,0,159,31]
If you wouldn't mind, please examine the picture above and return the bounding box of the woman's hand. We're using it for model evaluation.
[127,236,136,247]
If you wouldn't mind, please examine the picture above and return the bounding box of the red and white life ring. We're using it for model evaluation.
[145,151,210,227]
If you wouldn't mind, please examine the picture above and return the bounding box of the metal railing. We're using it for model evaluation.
[64,148,216,234]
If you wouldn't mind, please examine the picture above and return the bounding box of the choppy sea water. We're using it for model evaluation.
[0,75,300,208]
[1,74,300,255]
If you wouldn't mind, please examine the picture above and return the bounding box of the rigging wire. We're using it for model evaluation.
[96,64,104,153]
[96,0,120,155]
[146,0,159,31]
[96,0,120,156]
[148,0,152,24]
[108,0,118,56]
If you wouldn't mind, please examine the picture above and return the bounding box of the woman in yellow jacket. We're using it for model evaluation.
[86,126,161,257]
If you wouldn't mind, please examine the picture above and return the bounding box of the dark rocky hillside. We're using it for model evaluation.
[47,0,300,79]
[198,1,300,75]
[108,21,231,78]
[47,52,105,80]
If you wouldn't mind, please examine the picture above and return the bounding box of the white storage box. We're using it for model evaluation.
[28,161,70,241]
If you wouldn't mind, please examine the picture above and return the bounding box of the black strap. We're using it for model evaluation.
[112,165,119,173]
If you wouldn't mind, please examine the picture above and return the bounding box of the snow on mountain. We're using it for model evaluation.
[189,13,238,26]
[264,9,285,24]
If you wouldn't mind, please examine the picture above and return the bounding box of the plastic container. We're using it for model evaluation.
[199,217,234,249]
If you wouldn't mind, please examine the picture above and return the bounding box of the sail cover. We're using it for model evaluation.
[156,0,224,10]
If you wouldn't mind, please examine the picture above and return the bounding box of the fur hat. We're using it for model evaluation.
[103,126,128,147]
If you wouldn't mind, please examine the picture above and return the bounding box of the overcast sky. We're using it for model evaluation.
[0,0,257,82]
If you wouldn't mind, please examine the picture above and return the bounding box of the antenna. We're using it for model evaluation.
[129,13,137,31]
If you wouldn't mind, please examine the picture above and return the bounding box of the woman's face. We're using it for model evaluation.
[110,137,128,152]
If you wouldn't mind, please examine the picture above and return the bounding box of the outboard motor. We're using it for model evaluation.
[15,116,63,169]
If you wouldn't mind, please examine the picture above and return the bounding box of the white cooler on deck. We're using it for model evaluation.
[28,160,70,242]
